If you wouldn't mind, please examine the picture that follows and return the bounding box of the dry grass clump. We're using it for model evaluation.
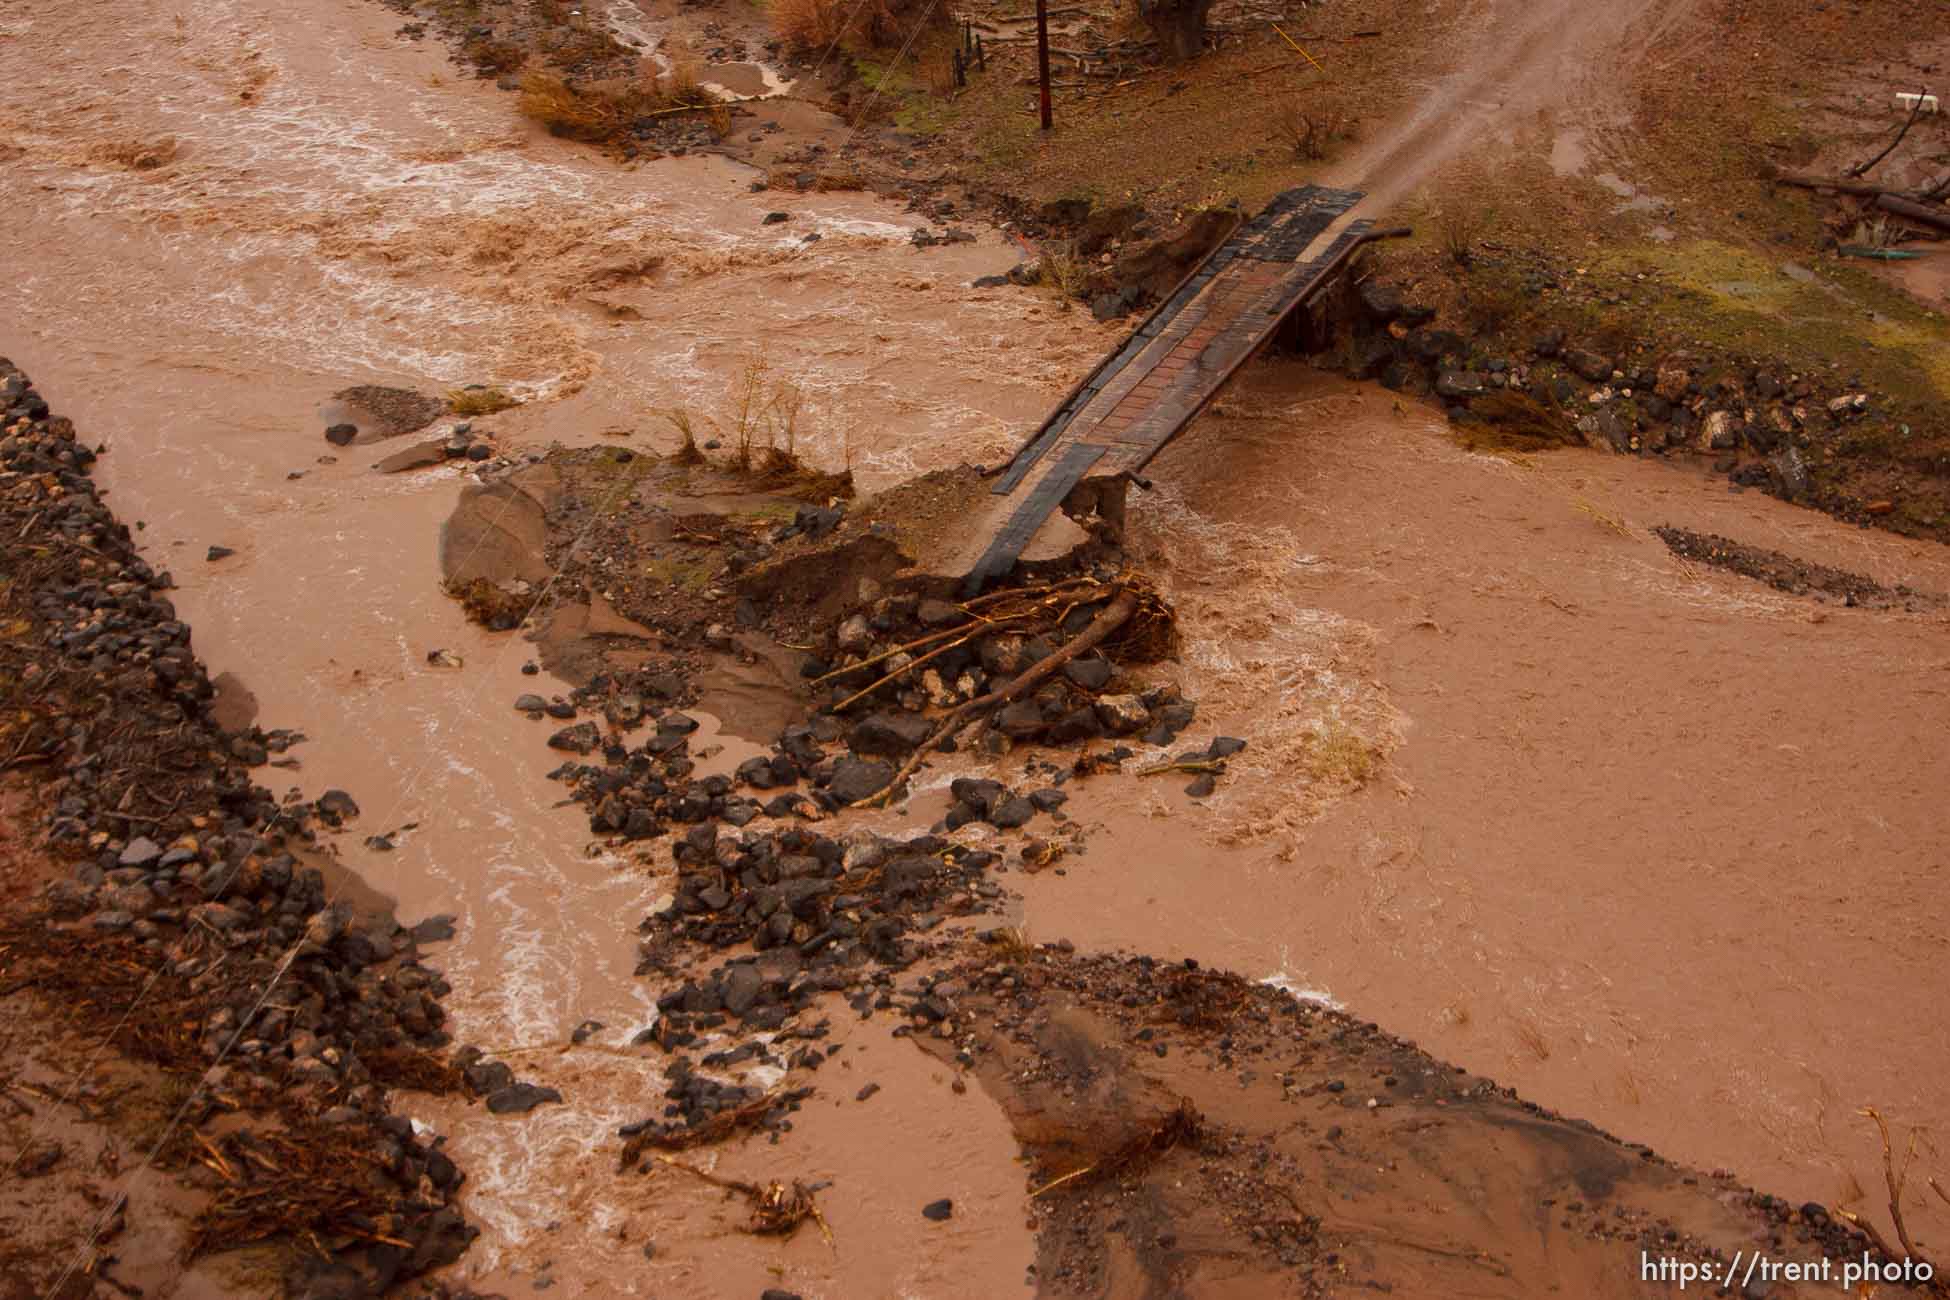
[462,34,527,74]
[770,0,949,54]
[87,136,180,170]
[1300,722,1377,787]
[1453,390,1582,455]
[1572,497,1632,538]
[444,577,538,631]
[813,166,866,191]
[1512,1019,1552,1061]
[447,386,520,416]
[661,58,705,105]
[770,0,851,50]
[663,409,707,465]
[983,925,1036,963]
[1272,100,1352,162]
[517,72,633,141]
[1436,202,1489,268]
[517,69,721,144]
[764,164,867,192]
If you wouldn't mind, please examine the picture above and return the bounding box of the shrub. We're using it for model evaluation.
[1436,202,1488,268]
[461,36,527,75]
[447,386,520,416]
[1273,101,1324,161]
[1037,244,1090,301]
[517,72,630,141]
[663,409,707,465]
[517,68,722,145]
[769,0,851,51]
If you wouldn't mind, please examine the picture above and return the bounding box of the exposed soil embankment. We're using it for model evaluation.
[918,948,1931,1298]
[0,362,477,1299]
[1339,254,1950,543]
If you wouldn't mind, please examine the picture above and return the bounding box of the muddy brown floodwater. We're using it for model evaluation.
[1019,369,1950,1234]
[2,0,1948,1292]
[0,0,1100,1291]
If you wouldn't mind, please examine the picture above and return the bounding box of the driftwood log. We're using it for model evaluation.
[1875,194,1950,235]
[1770,170,1916,198]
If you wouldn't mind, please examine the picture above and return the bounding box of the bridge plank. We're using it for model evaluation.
[963,185,1367,595]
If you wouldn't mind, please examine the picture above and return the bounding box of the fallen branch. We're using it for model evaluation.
[1028,1098,1200,1197]
[832,630,981,712]
[653,1156,834,1243]
[1768,170,1916,198]
[1831,1108,1950,1298]
[812,578,1106,688]
[1849,87,1930,178]
[1136,759,1224,776]
[618,1086,804,1165]
[1862,1107,1923,1263]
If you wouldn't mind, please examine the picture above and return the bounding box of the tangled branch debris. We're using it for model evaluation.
[854,578,1157,806]
[1833,1107,1949,1296]
[652,1155,834,1242]
[618,1084,813,1167]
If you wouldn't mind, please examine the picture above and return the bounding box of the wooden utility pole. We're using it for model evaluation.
[1036,0,1053,130]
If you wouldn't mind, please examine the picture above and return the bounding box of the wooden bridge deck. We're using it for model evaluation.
[963,184,1372,594]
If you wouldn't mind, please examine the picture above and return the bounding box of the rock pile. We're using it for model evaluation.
[0,360,474,1297]
[1346,281,1895,517]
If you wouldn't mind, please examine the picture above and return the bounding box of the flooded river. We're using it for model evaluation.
[1,0,1946,1290]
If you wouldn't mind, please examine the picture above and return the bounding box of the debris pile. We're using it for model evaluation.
[1653,525,1944,610]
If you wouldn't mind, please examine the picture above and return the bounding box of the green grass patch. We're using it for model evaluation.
[1576,239,1950,407]
[643,555,714,591]
[735,502,798,524]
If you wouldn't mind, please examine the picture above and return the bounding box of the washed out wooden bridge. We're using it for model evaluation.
[962,184,1398,595]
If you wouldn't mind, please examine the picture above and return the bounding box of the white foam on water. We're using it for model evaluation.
[1259,972,1344,1010]
[1260,947,1344,1009]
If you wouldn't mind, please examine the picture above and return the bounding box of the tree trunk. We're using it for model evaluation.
[1139,0,1213,62]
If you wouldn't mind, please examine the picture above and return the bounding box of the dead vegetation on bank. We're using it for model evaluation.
[0,915,470,1277]
[767,0,949,57]
[516,68,728,145]
[445,385,520,417]
[0,360,480,1295]
[660,356,858,495]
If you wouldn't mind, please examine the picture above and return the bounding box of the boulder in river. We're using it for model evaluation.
[850,711,933,756]
[375,439,449,473]
[828,756,895,804]
[486,1082,563,1114]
